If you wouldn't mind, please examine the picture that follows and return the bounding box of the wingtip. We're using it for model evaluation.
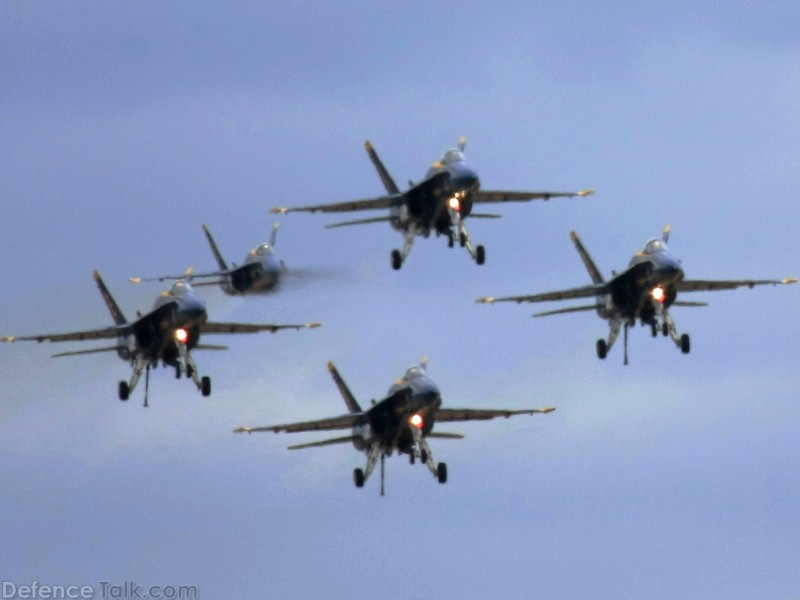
[271,207,289,214]
[306,322,322,329]
[2,336,16,343]
[540,406,557,414]
[782,277,798,284]
[233,427,252,434]
[92,270,102,281]
[577,189,595,197]
[364,140,373,152]
[128,277,142,284]
[476,296,495,304]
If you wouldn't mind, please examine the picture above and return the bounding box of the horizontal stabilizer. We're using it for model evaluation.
[468,213,502,219]
[426,432,465,440]
[672,301,708,308]
[52,345,124,358]
[325,216,394,229]
[533,304,600,318]
[194,343,229,351]
[187,279,228,287]
[288,435,358,450]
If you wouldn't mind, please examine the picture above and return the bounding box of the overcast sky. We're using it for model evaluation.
[1,2,798,599]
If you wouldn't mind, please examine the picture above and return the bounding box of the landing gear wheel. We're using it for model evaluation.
[596,339,608,360]
[186,364,194,378]
[118,381,129,401]
[353,468,365,488]
[662,323,669,337]
[680,333,690,354]
[437,462,447,484]
[409,454,415,465]
[651,323,658,338]
[201,376,211,397]
[459,232,466,248]
[420,450,428,464]
[175,365,181,379]
[475,245,485,266]
[447,234,454,248]
[391,249,402,270]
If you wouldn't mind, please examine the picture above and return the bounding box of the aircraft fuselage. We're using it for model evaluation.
[605,240,684,325]
[391,150,480,236]
[226,245,283,295]
[124,280,208,367]
[351,367,442,454]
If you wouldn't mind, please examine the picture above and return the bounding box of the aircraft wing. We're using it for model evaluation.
[434,406,555,422]
[472,189,594,204]
[477,284,605,305]
[676,277,797,292]
[201,322,321,335]
[272,194,404,215]
[2,324,128,344]
[234,412,360,434]
[130,269,230,284]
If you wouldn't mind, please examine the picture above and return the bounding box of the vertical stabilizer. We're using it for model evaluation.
[202,225,229,271]
[269,222,280,247]
[327,361,362,413]
[364,141,400,195]
[93,271,127,325]
[570,231,605,284]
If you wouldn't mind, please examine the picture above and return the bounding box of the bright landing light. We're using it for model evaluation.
[410,413,424,429]
[175,328,189,343]
[448,197,460,211]
[651,286,666,303]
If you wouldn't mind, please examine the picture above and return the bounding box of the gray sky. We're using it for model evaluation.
[1,2,798,599]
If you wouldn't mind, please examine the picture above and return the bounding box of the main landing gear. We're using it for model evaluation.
[355,433,448,495]
[447,204,484,266]
[596,312,691,364]
[118,354,212,407]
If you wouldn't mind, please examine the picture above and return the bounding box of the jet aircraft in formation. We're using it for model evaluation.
[272,137,593,269]
[1,271,320,406]
[235,359,555,495]
[477,226,797,364]
[131,223,286,296]
[3,134,796,496]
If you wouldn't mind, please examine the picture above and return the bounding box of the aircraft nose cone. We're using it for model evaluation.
[450,163,479,191]
[181,302,207,323]
[655,258,683,282]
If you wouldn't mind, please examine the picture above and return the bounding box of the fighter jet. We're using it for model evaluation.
[130,223,285,296]
[272,137,593,269]
[234,359,555,495]
[477,226,797,364]
[1,271,320,406]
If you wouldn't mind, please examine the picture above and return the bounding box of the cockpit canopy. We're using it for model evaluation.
[252,243,273,257]
[642,238,668,254]
[404,366,426,380]
[438,148,465,166]
[169,280,190,295]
